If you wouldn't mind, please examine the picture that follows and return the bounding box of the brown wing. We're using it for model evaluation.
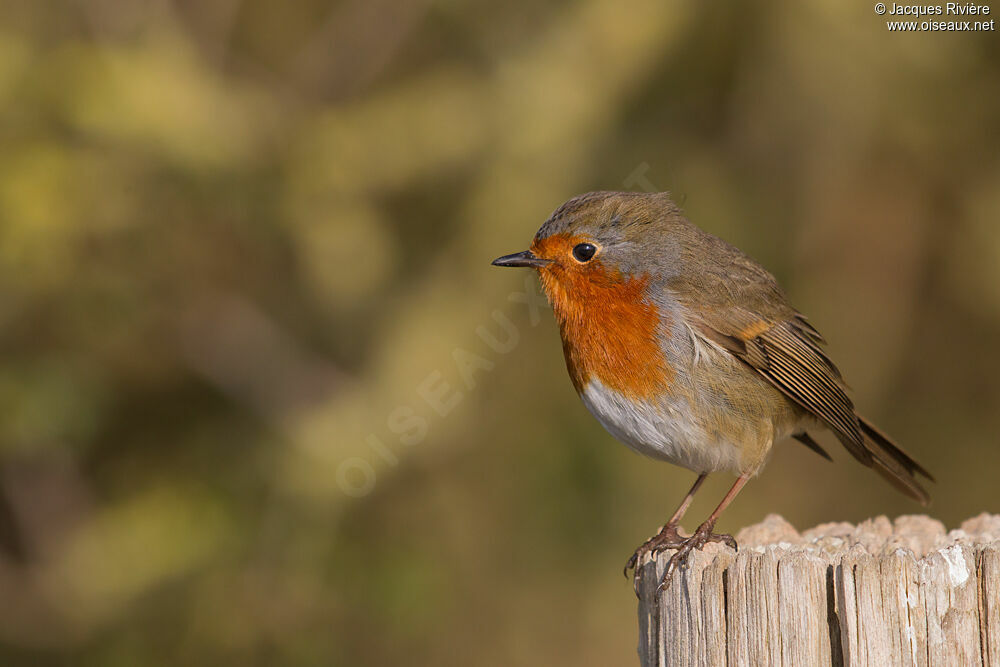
[693,311,870,464]
[693,309,932,504]
[663,221,932,503]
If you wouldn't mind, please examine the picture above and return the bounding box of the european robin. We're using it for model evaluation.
[492,191,933,592]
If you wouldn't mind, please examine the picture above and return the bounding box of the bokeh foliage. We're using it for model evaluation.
[1,0,999,664]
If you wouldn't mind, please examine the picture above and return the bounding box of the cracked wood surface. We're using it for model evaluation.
[636,514,1000,666]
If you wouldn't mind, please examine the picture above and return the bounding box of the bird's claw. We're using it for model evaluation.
[654,522,737,595]
[624,522,687,595]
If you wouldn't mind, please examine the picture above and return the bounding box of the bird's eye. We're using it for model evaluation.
[572,243,597,263]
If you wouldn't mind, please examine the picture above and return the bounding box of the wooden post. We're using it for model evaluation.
[637,513,1000,666]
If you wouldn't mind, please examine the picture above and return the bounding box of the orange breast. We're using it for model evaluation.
[532,234,671,399]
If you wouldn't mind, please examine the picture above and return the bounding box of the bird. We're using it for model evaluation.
[491,191,933,593]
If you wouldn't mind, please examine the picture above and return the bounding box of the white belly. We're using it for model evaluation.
[579,378,758,474]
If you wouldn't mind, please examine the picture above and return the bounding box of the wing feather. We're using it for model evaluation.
[663,223,930,501]
[695,315,871,463]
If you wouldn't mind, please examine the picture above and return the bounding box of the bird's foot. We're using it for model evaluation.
[655,520,737,595]
[624,522,687,595]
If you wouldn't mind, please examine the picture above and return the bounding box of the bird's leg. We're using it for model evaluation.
[656,473,750,594]
[624,473,708,584]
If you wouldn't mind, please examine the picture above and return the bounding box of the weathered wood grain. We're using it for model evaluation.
[637,514,1000,666]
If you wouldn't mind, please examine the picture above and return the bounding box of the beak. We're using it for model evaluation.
[491,250,552,268]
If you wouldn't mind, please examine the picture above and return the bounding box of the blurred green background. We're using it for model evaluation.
[1,0,999,664]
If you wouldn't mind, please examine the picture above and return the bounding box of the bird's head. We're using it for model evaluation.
[492,191,682,309]
[492,192,683,397]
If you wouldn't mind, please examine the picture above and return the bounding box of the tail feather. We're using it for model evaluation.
[857,416,934,481]
[793,432,833,462]
[853,415,933,506]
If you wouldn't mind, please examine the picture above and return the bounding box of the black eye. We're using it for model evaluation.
[572,243,597,262]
